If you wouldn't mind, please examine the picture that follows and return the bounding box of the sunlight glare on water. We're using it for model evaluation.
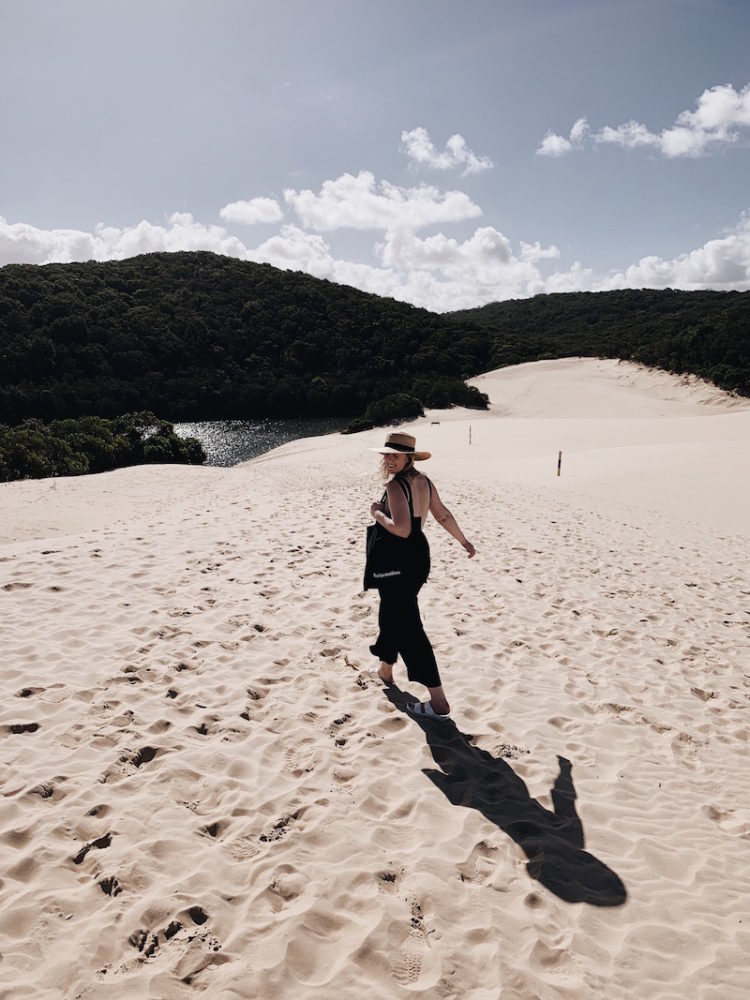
[174,417,349,467]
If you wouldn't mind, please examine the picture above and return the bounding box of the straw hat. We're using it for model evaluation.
[371,431,431,461]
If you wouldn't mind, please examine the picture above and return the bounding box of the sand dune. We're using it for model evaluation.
[470,357,750,419]
[1,358,749,998]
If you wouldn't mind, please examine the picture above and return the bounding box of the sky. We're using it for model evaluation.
[1,0,749,311]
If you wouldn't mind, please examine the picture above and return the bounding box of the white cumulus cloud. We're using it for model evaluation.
[382,227,542,303]
[599,214,750,290]
[219,197,283,225]
[520,241,561,263]
[251,222,548,310]
[380,226,510,273]
[537,83,750,158]
[536,132,572,158]
[250,224,334,277]
[0,212,247,267]
[401,126,494,175]
[250,212,750,306]
[596,120,663,151]
[283,171,482,232]
[569,118,589,145]
[536,117,589,157]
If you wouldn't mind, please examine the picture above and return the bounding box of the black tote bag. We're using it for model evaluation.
[363,475,429,590]
[363,521,409,589]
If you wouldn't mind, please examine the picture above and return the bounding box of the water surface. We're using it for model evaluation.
[174,417,349,467]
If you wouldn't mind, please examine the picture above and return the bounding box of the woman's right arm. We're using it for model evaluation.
[371,479,412,537]
[428,482,476,558]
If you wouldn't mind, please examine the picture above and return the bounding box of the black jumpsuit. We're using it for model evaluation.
[368,475,441,689]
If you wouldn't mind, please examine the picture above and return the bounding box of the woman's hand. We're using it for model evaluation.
[370,501,385,519]
[463,539,476,558]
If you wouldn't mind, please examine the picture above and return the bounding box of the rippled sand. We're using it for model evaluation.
[2,358,749,998]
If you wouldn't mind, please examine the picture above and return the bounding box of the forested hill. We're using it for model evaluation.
[450,289,750,397]
[1,253,749,427]
[0,252,490,424]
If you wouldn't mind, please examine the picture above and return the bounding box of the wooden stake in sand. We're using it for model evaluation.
[557,450,562,476]
[469,425,472,445]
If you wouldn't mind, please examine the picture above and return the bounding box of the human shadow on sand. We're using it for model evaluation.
[386,686,627,907]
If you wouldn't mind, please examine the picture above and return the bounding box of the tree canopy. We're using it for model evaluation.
[0,252,489,425]
[0,412,205,483]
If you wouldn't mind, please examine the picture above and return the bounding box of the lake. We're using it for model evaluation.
[174,417,350,467]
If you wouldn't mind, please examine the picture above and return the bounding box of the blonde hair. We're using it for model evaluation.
[380,454,419,481]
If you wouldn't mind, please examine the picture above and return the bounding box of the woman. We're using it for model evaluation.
[366,431,475,721]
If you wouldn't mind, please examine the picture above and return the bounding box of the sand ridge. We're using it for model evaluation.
[469,357,750,419]
[1,359,749,998]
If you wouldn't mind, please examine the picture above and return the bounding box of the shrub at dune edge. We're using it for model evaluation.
[0,412,206,483]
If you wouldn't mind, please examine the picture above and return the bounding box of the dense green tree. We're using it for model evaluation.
[0,253,490,424]
[0,412,205,483]
[344,393,425,434]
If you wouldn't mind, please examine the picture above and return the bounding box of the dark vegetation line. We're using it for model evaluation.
[450,288,750,397]
[1,251,749,481]
[0,412,206,483]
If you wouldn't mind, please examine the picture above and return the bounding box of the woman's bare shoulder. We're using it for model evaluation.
[415,470,436,493]
[410,471,432,514]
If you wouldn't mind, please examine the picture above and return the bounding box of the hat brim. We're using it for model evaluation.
[370,447,431,460]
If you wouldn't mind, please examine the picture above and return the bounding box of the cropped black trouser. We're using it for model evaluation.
[369,580,441,689]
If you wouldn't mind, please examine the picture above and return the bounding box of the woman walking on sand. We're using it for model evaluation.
[364,432,475,721]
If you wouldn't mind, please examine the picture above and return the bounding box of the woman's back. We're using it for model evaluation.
[407,471,432,522]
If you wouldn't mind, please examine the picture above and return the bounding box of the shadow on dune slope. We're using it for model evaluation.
[386,685,627,907]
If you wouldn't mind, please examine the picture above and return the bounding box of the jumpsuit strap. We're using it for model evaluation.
[388,475,414,515]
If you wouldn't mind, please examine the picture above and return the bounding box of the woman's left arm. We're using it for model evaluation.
[428,481,476,557]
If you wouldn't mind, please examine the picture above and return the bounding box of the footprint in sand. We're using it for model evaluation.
[329,713,351,742]
[391,897,439,989]
[128,746,160,768]
[284,744,319,775]
[224,834,261,861]
[392,938,425,987]
[377,869,401,890]
[267,870,306,906]
[99,876,123,897]
[128,909,216,958]
[27,781,56,799]
[193,719,221,737]
[525,890,574,967]
[4,722,41,735]
[72,832,113,865]
[457,839,499,885]
[259,812,300,843]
